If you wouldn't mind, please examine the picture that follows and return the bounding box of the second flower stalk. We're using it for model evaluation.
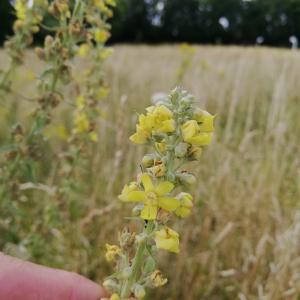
[103,88,215,299]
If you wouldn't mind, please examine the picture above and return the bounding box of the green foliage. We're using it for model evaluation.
[3,0,300,46]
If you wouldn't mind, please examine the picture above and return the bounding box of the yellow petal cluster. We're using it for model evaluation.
[181,109,214,146]
[110,293,120,300]
[175,192,193,218]
[118,181,139,202]
[94,29,110,43]
[194,109,215,132]
[120,174,179,220]
[182,120,213,146]
[150,270,168,287]
[78,43,90,57]
[155,227,180,253]
[105,244,122,262]
[15,0,27,21]
[130,105,175,144]
[74,112,89,134]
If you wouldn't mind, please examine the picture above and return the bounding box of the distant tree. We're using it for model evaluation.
[2,0,300,46]
[0,1,14,45]
[111,0,152,43]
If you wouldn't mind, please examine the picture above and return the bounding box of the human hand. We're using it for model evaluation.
[0,252,109,300]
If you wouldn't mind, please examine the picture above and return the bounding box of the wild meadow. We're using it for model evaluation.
[1,30,300,300]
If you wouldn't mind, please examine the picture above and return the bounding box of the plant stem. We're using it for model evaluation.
[121,221,153,298]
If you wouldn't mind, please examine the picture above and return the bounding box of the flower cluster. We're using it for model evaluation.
[0,0,47,92]
[71,0,115,142]
[176,43,196,85]
[104,88,215,299]
[0,0,116,271]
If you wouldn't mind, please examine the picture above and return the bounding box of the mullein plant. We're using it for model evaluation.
[0,0,115,261]
[2,0,115,192]
[103,88,215,300]
[176,43,195,85]
[0,0,47,93]
[55,0,115,205]
[70,0,114,144]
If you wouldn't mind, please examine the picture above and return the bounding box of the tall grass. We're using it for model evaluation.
[1,45,300,299]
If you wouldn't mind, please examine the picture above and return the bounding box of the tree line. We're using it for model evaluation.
[2,0,300,47]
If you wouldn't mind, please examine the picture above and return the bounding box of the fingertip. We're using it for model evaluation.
[65,272,109,300]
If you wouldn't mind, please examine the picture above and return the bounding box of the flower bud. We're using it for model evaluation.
[132,204,143,216]
[103,279,119,292]
[132,284,146,299]
[13,20,24,32]
[31,26,40,33]
[180,96,193,108]
[175,192,193,218]
[175,142,188,158]
[44,35,54,48]
[177,172,196,186]
[188,145,202,161]
[155,142,166,153]
[135,232,147,244]
[120,267,132,279]
[142,154,156,168]
[35,47,46,60]
[105,244,122,262]
[148,162,166,177]
[150,270,168,287]
[110,293,120,300]
[193,108,215,132]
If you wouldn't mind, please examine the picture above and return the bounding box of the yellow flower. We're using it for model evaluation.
[130,105,175,144]
[76,95,86,110]
[179,43,195,55]
[94,29,110,43]
[74,112,89,133]
[155,227,180,253]
[25,70,35,81]
[130,114,153,144]
[193,108,215,132]
[89,131,98,142]
[99,47,114,60]
[105,0,116,6]
[78,43,90,57]
[110,293,120,300]
[122,174,179,220]
[150,270,168,287]
[175,192,193,218]
[105,244,122,262]
[15,0,27,21]
[142,154,156,168]
[93,0,106,10]
[118,181,139,202]
[96,87,109,99]
[148,162,166,177]
[181,120,213,146]
[150,105,175,133]
[155,142,167,153]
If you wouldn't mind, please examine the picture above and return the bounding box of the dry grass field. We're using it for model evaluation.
[1,45,300,300]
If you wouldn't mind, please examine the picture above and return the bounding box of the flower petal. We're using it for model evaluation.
[156,181,174,195]
[127,191,146,202]
[129,132,147,144]
[190,133,213,146]
[155,227,180,253]
[158,197,180,212]
[140,205,157,220]
[141,173,154,191]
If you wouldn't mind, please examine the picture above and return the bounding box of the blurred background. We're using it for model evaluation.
[2,0,300,47]
[1,1,300,300]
